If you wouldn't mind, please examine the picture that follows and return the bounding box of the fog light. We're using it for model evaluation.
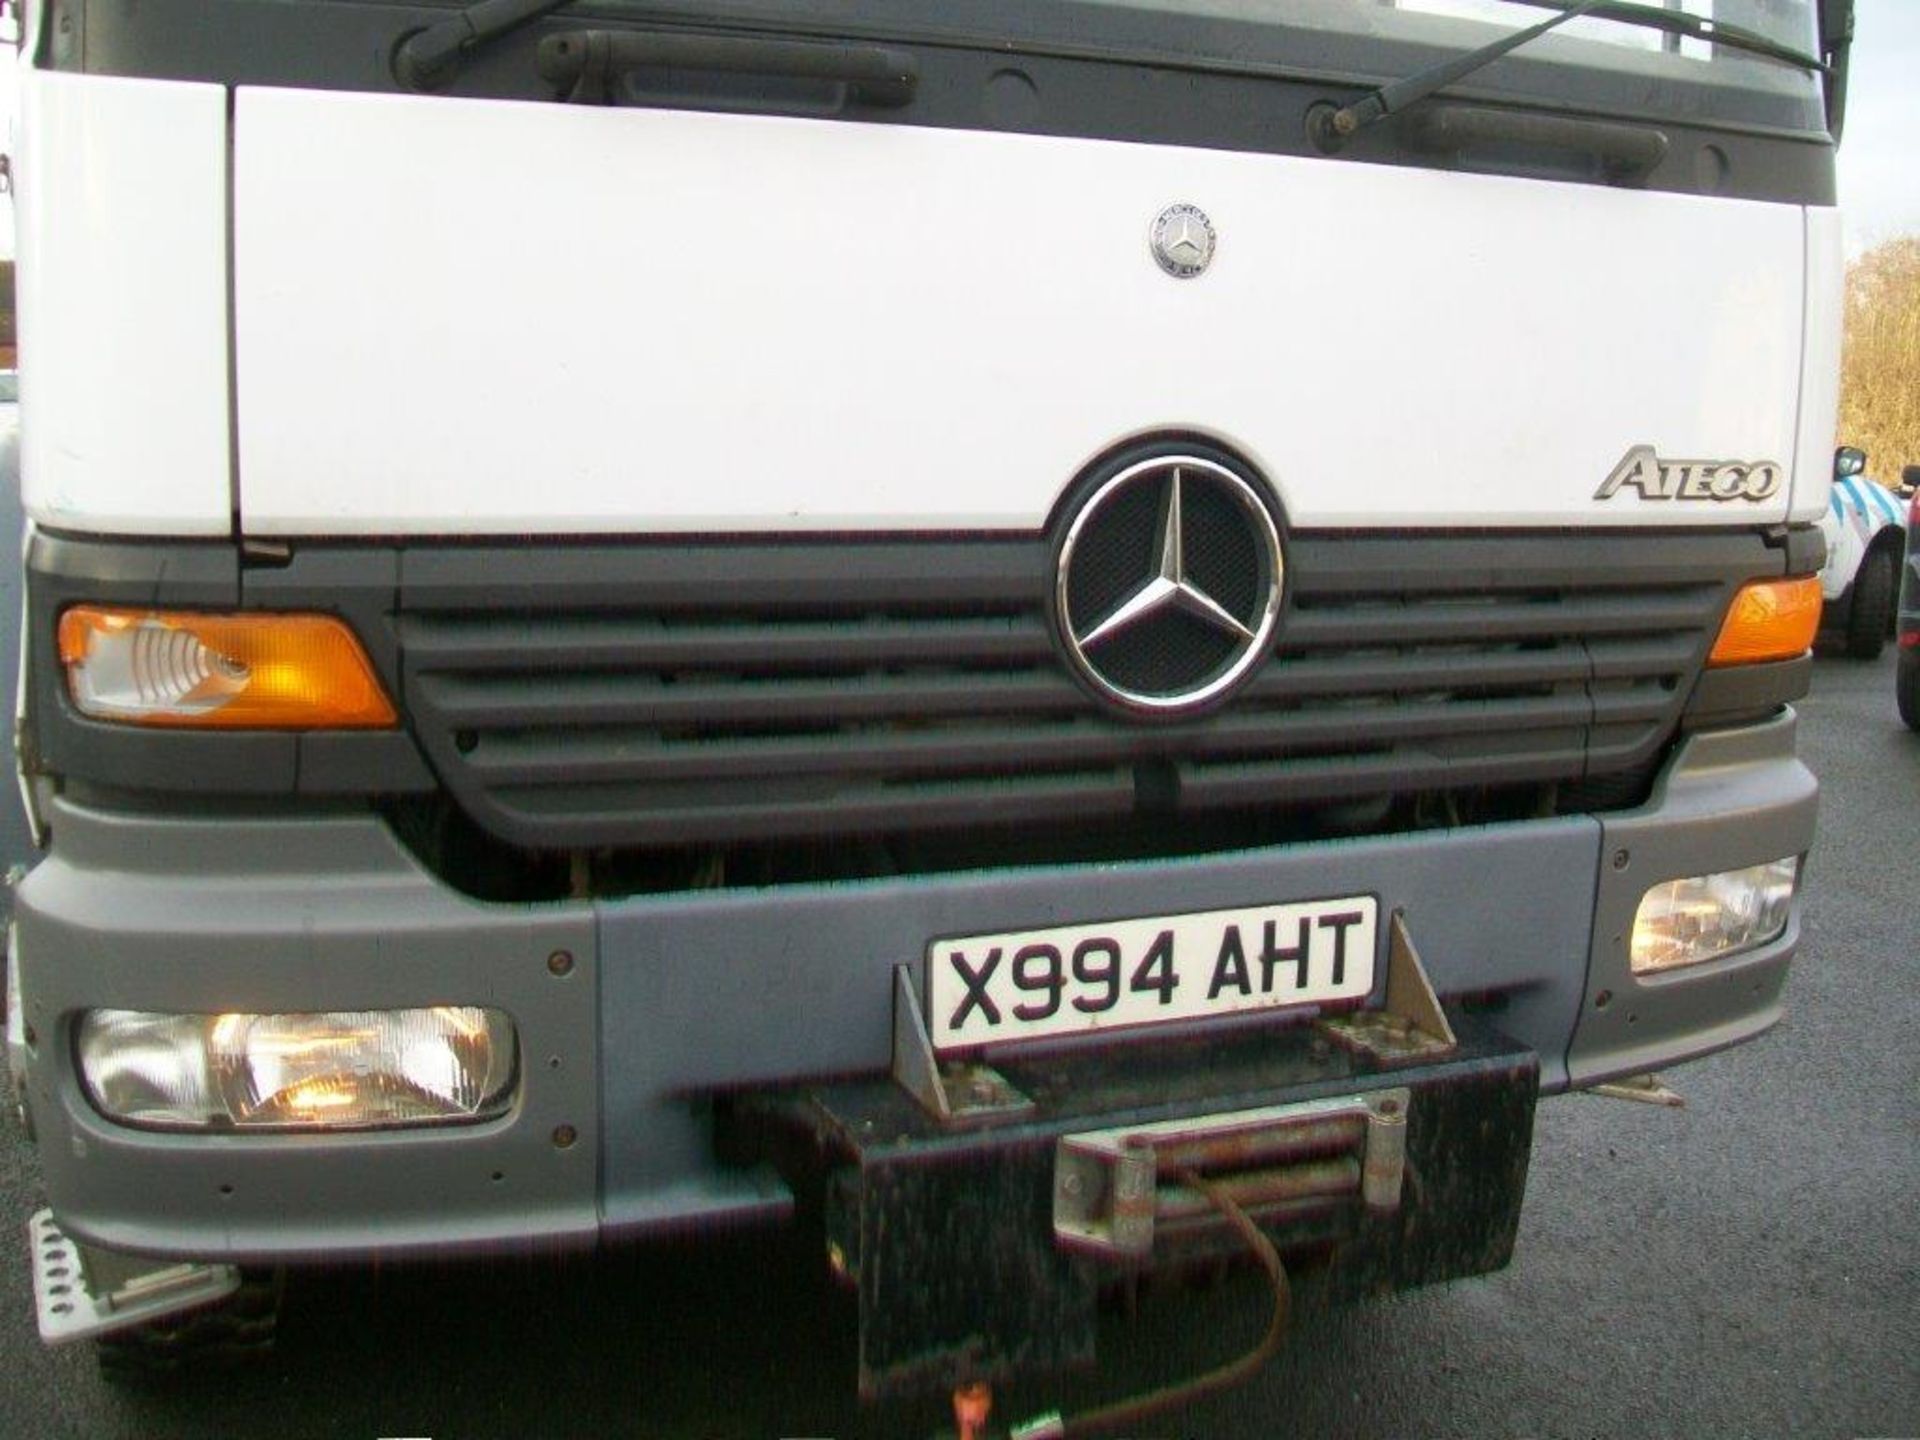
[77,1007,517,1131]
[1629,858,1799,974]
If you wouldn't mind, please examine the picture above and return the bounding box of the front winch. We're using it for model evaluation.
[730,1011,1537,1401]
[1052,1089,1411,1259]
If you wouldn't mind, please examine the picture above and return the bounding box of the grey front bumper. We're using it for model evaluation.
[12,713,1816,1263]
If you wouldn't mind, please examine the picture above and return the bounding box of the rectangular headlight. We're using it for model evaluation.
[1629,858,1799,975]
[77,1007,517,1131]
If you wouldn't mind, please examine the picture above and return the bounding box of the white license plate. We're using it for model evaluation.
[927,895,1378,1053]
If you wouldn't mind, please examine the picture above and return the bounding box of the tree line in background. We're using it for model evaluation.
[1840,237,1920,486]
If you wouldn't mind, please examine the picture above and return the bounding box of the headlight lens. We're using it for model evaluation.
[77,1007,517,1131]
[1629,858,1799,974]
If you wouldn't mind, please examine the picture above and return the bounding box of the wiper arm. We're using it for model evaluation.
[1318,0,1821,144]
[1320,0,1608,140]
[394,0,576,91]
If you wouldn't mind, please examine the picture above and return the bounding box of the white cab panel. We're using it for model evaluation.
[235,87,1808,535]
[18,72,232,535]
[1789,207,1844,526]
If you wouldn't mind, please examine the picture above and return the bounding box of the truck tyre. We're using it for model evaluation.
[1899,650,1920,732]
[1844,547,1897,660]
[94,1270,283,1381]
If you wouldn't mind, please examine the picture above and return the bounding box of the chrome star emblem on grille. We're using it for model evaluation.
[1056,452,1284,717]
[1078,468,1255,648]
[1149,203,1216,279]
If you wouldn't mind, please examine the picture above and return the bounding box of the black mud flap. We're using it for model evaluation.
[729,1014,1537,1402]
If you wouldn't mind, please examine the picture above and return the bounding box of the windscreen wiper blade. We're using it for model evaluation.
[1320,0,1820,142]
[1517,0,1825,73]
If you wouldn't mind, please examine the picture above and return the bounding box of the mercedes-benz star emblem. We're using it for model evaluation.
[1056,453,1284,716]
[1150,203,1216,279]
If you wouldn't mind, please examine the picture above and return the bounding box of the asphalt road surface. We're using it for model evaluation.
[2,652,1915,1439]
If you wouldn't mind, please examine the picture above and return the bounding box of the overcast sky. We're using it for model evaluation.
[1836,0,1920,255]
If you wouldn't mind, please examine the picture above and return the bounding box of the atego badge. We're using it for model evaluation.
[1594,446,1784,502]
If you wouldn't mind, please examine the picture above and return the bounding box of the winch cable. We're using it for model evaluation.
[1012,1168,1292,1440]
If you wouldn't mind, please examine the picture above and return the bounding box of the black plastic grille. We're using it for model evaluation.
[394,532,1773,851]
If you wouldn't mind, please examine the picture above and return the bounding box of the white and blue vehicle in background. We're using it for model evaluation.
[1819,445,1906,659]
[1897,464,1920,731]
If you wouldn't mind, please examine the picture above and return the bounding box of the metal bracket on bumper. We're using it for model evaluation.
[892,966,1033,1126]
[1321,913,1458,1061]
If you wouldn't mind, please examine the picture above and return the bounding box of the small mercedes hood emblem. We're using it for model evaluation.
[1056,450,1284,716]
[1150,203,1216,278]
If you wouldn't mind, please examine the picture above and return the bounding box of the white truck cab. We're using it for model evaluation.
[7,0,1854,1412]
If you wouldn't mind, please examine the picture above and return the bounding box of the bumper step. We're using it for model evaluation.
[29,1209,241,1345]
